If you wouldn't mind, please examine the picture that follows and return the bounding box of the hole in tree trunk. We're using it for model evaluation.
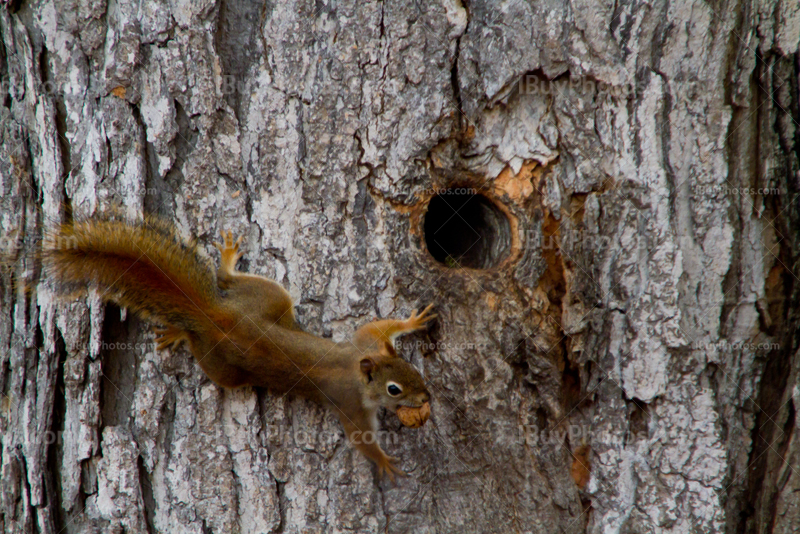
[423,191,511,269]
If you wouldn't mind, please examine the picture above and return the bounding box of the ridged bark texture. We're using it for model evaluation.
[1,0,799,532]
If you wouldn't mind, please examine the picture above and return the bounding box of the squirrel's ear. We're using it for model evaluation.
[360,357,375,381]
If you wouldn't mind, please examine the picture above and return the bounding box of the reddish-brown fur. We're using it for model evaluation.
[45,217,435,480]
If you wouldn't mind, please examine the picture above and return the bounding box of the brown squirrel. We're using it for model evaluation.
[44,216,434,480]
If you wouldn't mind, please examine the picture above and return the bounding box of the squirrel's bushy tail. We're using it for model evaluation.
[44,217,223,332]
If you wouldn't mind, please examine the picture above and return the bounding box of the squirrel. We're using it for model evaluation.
[43,216,435,480]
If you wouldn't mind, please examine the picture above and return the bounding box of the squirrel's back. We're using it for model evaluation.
[44,216,225,331]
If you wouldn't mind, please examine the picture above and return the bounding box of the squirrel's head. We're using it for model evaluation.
[359,355,430,411]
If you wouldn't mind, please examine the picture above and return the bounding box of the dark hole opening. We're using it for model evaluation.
[423,191,511,269]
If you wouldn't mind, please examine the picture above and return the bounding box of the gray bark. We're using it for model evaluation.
[1,0,799,532]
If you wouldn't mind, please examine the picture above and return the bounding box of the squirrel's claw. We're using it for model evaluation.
[406,304,437,331]
[214,230,243,252]
[377,455,407,483]
[214,230,244,270]
[154,325,188,351]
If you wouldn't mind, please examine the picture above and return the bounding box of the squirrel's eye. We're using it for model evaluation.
[387,383,402,396]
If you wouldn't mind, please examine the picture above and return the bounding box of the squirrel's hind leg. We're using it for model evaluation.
[213,230,244,282]
[214,229,300,331]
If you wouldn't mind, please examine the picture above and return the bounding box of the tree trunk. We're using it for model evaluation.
[1,0,799,532]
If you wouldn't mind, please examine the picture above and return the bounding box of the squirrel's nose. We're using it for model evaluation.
[422,390,431,403]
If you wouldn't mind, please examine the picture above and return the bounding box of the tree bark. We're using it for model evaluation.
[1,0,799,532]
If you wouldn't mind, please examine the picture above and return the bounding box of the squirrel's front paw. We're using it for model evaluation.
[405,304,437,331]
[377,455,407,483]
